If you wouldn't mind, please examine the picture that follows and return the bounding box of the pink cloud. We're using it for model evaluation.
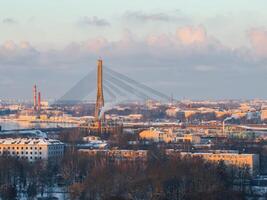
[1,40,34,51]
[2,40,17,51]
[84,37,108,52]
[176,26,207,45]
[249,28,267,57]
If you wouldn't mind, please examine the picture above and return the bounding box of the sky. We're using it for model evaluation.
[1,0,267,100]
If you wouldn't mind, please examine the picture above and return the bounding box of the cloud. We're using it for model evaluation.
[0,40,39,66]
[2,18,18,24]
[1,40,35,52]
[176,26,207,45]
[125,11,171,22]
[124,10,189,23]
[78,16,110,27]
[248,28,267,57]
[0,26,267,99]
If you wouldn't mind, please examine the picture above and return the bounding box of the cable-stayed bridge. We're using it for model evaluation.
[56,60,171,106]
[54,59,172,132]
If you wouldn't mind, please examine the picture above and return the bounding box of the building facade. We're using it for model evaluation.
[0,138,64,162]
[79,149,148,161]
[166,149,259,175]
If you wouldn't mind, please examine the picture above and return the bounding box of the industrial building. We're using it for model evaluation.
[0,138,64,162]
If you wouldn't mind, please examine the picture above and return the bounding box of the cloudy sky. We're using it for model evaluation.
[1,0,267,100]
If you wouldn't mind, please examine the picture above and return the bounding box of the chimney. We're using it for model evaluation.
[33,84,37,111]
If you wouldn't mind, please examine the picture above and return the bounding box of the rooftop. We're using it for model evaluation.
[0,138,64,145]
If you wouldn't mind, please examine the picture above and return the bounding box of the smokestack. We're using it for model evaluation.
[33,84,37,111]
[38,92,41,111]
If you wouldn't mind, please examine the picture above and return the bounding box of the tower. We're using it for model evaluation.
[95,59,104,120]
[33,84,37,111]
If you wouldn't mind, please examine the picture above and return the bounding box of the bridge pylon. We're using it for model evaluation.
[95,59,105,120]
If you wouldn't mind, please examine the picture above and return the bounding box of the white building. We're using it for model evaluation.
[0,138,64,162]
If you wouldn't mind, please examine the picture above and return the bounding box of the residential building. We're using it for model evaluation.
[166,149,259,175]
[0,138,64,162]
[79,149,148,161]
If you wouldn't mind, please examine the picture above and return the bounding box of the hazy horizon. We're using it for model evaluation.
[1,0,267,100]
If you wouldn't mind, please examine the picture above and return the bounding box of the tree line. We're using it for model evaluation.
[0,147,250,200]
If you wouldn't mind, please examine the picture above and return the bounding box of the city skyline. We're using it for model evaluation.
[1,0,267,99]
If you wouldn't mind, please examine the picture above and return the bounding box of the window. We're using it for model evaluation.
[26,152,28,154]
[39,147,42,150]
[39,152,42,155]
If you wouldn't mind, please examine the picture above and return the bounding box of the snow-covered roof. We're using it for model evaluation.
[0,138,64,145]
[0,130,47,138]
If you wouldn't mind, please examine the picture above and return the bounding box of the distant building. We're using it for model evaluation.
[79,136,108,149]
[261,109,267,122]
[82,136,101,142]
[139,128,173,143]
[174,134,201,144]
[184,110,197,119]
[79,149,148,161]
[0,130,47,138]
[0,138,64,162]
[166,149,259,175]
[139,128,201,144]
[166,107,179,117]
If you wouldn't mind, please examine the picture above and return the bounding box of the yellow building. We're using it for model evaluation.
[139,128,201,144]
[166,149,259,175]
[79,149,148,161]
[174,134,201,144]
[184,110,197,118]
[139,128,173,143]
[261,109,267,121]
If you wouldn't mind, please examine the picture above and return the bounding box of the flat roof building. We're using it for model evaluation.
[0,138,64,162]
[166,149,259,175]
[79,149,148,161]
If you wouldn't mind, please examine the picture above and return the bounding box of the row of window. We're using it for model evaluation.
[48,151,64,155]
[48,145,64,150]
[205,155,250,159]
[0,146,42,150]
[18,156,42,160]
[0,151,42,155]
